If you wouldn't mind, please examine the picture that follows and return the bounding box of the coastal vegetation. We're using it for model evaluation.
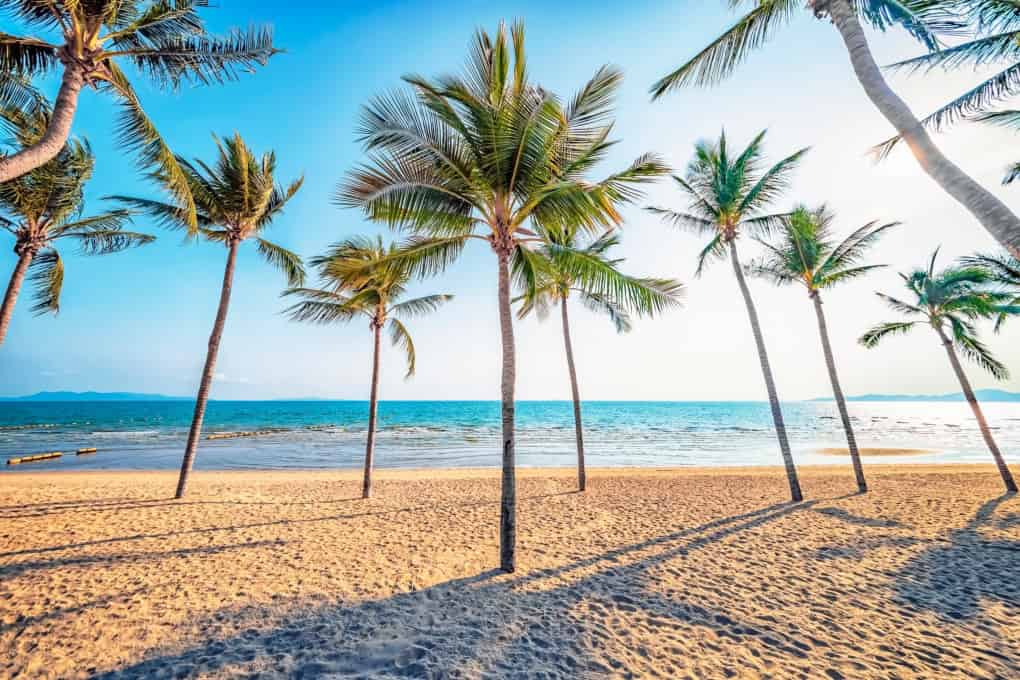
[861,251,1020,492]
[284,236,453,499]
[335,21,668,572]
[648,130,808,502]
[514,229,684,491]
[652,0,1020,258]
[0,108,153,346]
[749,206,898,493]
[1,3,1019,579]
[113,133,305,499]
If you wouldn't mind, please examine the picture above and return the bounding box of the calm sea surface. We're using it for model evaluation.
[1,400,1019,472]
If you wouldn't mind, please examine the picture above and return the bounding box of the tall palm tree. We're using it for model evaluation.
[860,250,1019,492]
[650,0,1020,258]
[284,236,453,500]
[0,107,153,346]
[336,21,668,572]
[749,205,898,493]
[0,0,279,228]
[515,229,684,492]
[647,130,807,502]
[113,133,305,499]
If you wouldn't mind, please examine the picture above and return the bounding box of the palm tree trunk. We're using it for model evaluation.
[935,326,1018,493]
[0,248,34,347]
[560,297,586,492]
[0,66,85,184]
[825,0,1020,257]
[729,241,803,502]
[175,239,240,499]
[363,321,382,499]
[496,248,517,572]
[811,291,867,493]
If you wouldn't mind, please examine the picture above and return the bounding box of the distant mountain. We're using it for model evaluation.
[812,389,1020,402]
[0,391,190,402]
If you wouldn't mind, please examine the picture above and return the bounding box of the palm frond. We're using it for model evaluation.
[859,320,918,347]
[388,317,417,379]
[390,293,454,319]
[27,247,62,314]
[255,238,305,287]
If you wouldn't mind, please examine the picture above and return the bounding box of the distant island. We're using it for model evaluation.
[0,391,191,402]
[812,389,1020,403]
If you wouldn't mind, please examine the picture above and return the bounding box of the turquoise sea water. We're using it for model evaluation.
[1,400,1019,472]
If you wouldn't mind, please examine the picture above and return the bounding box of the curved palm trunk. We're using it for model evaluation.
[825,0,1020,257]
[0,67,85,184]
[496,249,517,572]
[363,321,382,499]
[560,298,586,492]
[729,241,803,502]
[811,291,867,493]
[935,326,1018,493]
[0,249,34,347]
[175,240,240,499]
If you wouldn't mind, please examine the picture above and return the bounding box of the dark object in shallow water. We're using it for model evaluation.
[76,447,98,455]
[7,451,62,465]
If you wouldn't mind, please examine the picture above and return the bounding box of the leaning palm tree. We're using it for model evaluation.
[651,0,1020,258]
[749,205,898,493]
[0,0,279,227]
[337,21,668,572]
[284,237,453,500]
[647,130,807,502]
[861,251,1019,492]
[113,133,304,499]
[0,107,153,346]
[516,229,684,492]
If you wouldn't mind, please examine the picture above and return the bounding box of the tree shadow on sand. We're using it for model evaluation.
[893,493,1020,621]
[90,500,815,679]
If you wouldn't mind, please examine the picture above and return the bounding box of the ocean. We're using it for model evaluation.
[1,400,1018,472]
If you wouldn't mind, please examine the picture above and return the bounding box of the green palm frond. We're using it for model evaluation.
[859,320,918,347]
[579,290,633,333]
[388,317,417,379]
[949,314,1010,379]
[255,238,305,287]
[390,294,454,319]
[0,32,58,74]
[27,247,62,315]
[66,229,155,255]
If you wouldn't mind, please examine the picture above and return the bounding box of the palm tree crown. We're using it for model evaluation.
[516,229,684,332]
[1,108,153,314]
[961,249,1020,330]
[647,130,807,275]
[0,0,279,223]
[749,205,897,294]
[112,132,305,285]
[285,236,453,378]
[336,20,668,278]
[861,250,1018,378]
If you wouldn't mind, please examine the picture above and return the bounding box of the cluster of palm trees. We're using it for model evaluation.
[2,2,1020,573]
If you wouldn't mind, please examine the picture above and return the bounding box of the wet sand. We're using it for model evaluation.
[816,447,932,457]
[1,465,1018,679]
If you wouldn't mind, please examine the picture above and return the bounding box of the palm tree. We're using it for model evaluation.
[336,21,668,572]
[0,0,279,227]
[515,229,684,492]
[749,205,898,493]
[647,130,807,502]
[284,237,453,499]
[113,133,305,499]
[650,0,1020,258]
[0,107,153,346]
[860,250,1019,492]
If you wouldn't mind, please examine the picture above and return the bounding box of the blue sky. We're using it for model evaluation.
[2,1,1019,401]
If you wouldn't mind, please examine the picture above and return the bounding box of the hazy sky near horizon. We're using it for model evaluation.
[2,0,1020,401]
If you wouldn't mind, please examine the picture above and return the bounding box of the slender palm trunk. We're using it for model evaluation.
[811,291,867,493]
[363,321,382,499]
[0,248,34,347]
[175,239,239,499]
[935,326,1018,493]
[560,297,586,492]
[825,0,1020,257]
[0,66,85,183]
[496,249,517,572]
[729,241,803,502]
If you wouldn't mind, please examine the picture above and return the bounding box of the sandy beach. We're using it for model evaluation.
[1,465,1017,679]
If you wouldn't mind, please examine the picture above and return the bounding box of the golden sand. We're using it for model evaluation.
[1,465,1018,679]
[815,447,932,457]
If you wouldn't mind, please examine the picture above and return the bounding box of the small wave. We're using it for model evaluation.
[0,423,60,431]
